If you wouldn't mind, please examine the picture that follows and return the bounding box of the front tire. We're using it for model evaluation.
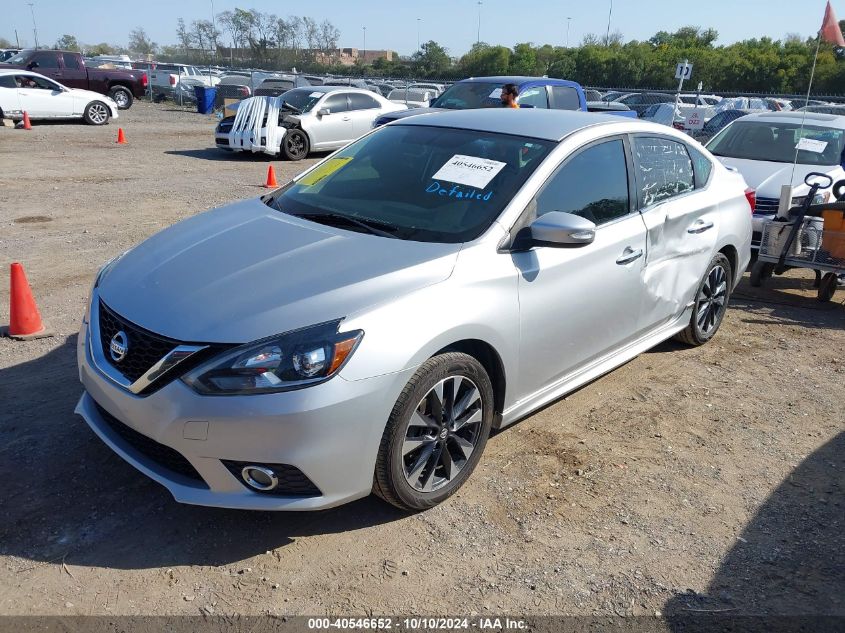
[675,253,733,346]
[108,86,133,110]
[374,352,494,511]
[83,101,110,126]
[282,129,309,161]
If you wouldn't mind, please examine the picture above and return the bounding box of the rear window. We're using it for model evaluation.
[431,82,502,110]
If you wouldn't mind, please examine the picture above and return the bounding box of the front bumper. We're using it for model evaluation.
[75,316,414,510]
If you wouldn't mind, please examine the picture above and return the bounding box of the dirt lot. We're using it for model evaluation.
[0,102,843,621]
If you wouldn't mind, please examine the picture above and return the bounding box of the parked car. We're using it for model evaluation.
[388,88,435,109]
[679,93,722,106]
[584,89,603,102]
[3,49,147,109]
[0,70,118,125]
[214,74,253,108]
[254,75,312,97]
[612,92,675,117]
[642,102,713,128]
[601,90,628,102]
[79,109,751,512]
[0,49,20,62]
[797,104,845,115]
[585,101,637,117]
[408,82,444,95]
[696,109,756,143]
[706,111,845,251]
[373,75,588,128]
[215,86,406,160]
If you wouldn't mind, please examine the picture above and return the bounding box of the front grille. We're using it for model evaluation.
[222,460,321,497]
[98,301,178,384]
[95,403,207,486]
[755,196,780,215]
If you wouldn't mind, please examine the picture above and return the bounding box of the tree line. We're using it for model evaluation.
[3,20,845,94]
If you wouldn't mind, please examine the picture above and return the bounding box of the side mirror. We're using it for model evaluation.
[317,108,330,117]
[528,212,596,247]
[27,61,38,70]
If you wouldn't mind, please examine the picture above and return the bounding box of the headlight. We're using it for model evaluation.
[791,192,830,207]
[85,251,129,323]
[182,321,363,395]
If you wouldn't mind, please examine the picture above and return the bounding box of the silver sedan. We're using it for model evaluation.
[78,109,752,511]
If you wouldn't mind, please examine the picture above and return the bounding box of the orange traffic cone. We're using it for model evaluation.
[5,263,51,340]
[116,128,127,144]
[265,165,279,188]
[22,111,32,130]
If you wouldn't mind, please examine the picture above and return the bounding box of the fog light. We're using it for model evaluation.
[241,465,279,491]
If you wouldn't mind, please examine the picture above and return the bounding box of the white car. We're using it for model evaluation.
[0,69,118,125]
[215,86,406,161]
[706,111,845,250]
[388,88,435,109]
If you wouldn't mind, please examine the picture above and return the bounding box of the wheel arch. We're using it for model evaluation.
[718,244,739,288]
[434,339,507,427]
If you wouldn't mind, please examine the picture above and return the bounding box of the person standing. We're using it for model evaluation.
[500,83,520,108]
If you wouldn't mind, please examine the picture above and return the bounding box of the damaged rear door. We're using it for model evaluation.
[631,135,720,330]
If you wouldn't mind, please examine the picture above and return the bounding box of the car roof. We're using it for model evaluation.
[393,108,671,141]
[288,85,377,95]
[0,69,44,78]
[458,76,581,88]
[739,111,845,129]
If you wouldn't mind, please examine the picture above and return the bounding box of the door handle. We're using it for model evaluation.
[616,247,643,265]
[342,116,351,121]
[687,219,714,234]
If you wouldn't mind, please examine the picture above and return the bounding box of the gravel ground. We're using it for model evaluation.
[0,102,843,621]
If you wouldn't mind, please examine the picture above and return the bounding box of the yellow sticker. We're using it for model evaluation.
[298,157,353,186]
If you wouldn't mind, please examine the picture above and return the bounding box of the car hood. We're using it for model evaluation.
[714,157,842,198]
[99,198,461,343]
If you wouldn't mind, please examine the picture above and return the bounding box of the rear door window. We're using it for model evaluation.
[62,54,80,69]
[632,137,695,207]
[348,93,380,110]
[549,86,581,110]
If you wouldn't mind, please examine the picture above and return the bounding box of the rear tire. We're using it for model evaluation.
[374,352,494,512]
[108,86,133,110]
[675,253,733,347]
[282,129,309,161]
[83,101,110,126]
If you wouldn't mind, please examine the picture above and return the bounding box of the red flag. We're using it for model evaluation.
[820,1,845,46]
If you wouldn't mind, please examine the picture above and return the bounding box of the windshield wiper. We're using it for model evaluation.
[281,101,301,113]
[293,212,401,239]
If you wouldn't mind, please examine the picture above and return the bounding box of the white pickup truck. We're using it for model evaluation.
[134,63,219,100]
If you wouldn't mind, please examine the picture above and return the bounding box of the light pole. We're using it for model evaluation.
[362,26,367,68]
[417,18,421,51]
[566,17,572,48]
[605,0,613,46]
[28,3,39,49]
[476,1,482,45]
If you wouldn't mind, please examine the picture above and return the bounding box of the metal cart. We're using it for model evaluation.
[750,173,845,302]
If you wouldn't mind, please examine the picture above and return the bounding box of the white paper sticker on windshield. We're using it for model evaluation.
[489,88,502,99]
[309,92,323,98]
[432,154,507,189]
[796,138,828,153]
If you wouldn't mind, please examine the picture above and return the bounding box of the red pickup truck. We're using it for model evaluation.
[1,49,147,109]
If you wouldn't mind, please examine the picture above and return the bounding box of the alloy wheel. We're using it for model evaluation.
[286,134,306,159]
[89,104,108,124]
[402,376,484,493]
[113,92,129,108]
[697,264,728,335]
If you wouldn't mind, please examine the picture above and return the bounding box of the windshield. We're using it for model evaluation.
[431,82,504,110]
[267,124,554,243]
[5,50,33,65]
[279,88,323,113]
[707,120,845,166]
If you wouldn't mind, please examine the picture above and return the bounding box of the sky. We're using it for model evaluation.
[1,0,837,57]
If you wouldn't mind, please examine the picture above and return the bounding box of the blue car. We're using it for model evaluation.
[373,75,588,128]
